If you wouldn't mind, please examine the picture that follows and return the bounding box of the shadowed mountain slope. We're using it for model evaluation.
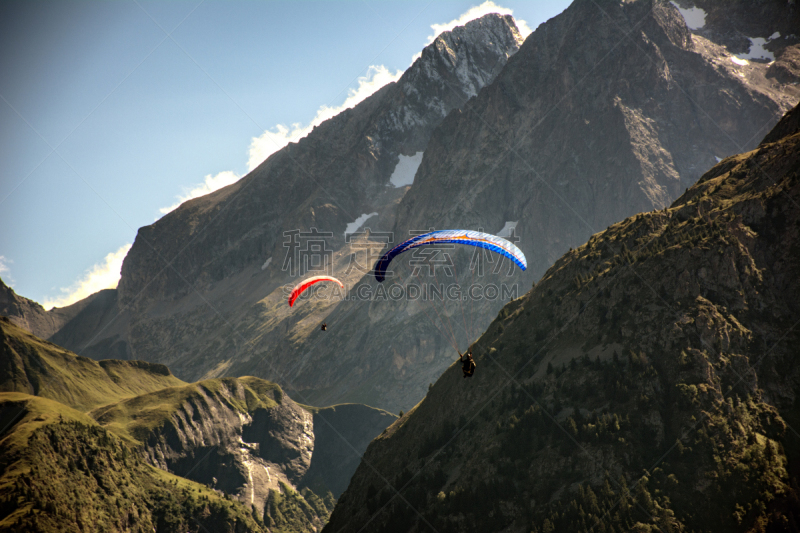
[45,16,526,410]
[323,100,800,532]
[245,0,800,413]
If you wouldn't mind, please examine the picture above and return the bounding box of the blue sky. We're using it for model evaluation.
[0,0,572,309]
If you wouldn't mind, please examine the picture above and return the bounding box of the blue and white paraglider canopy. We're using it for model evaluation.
[373,229,527,282]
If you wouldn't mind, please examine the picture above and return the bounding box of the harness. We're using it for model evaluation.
[462,357,476,376]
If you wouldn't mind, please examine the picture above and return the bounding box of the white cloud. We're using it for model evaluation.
[43,244,132,310]
[247,65,403,171]
[159,170,241,215]
[247,3,529,172]
[0,256,13,285]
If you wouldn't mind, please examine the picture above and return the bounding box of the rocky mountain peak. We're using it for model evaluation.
[0,277,77,340]
[357,13,524,160]
[112,13,523,312]
[418,13,524,100]
[37,0,799,417]
[393,0,796,277]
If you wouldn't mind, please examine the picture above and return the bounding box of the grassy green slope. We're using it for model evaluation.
[0,393,267,533]
[0,317,185,412]
[89,375,340,531]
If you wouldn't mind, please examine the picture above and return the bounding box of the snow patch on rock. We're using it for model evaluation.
[670,2,706,30]
[736,34,781,62]
[345,213,378,236]
[390,152,424,187]
[497,221,518,238]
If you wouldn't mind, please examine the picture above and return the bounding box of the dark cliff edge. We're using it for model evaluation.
[303,404,398,499]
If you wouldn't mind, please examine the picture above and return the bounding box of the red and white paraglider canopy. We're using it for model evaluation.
[287,275,344,307]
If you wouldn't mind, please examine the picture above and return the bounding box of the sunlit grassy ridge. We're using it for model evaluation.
[0,320,302,532]
[0,393,268,532]
[90,376,282,444]
[0,317,366,532]
[0,317,185,412]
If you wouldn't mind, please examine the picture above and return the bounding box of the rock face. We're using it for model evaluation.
[674,0,800,86]
[46,15,525,406]
[116,14,523,309]
[91,376,395,521]
[0,394,271,533]
[254,0,799,412]
[674,0,799,59]
[394,0,796,274]
[322,102,800,532]
[92,378,314,514]
[45,2,798,414]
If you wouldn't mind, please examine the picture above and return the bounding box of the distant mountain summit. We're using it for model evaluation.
[33,3,799,415]
[117,13,524,309]
[394,0,797,277]
[0,277,87,340]
[42,14,527,392]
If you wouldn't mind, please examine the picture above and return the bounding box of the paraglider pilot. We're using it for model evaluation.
[459,350,475,378]
[321,323,327,331]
